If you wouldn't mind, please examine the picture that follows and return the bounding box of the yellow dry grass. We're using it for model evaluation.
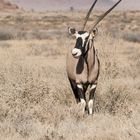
[0,11,140,140]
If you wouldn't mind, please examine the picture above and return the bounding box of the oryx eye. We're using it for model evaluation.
[85,36,89,40]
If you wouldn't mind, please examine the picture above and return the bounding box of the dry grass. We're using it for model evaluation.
[0,11,140,140]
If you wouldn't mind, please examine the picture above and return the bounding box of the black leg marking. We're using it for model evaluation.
[89,85,96,100]
[83,84,88,95]
[77,87,85,100]
[77,84,87,114]
[68,78,80,103]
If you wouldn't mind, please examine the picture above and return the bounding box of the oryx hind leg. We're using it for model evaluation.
[88,84,97,115]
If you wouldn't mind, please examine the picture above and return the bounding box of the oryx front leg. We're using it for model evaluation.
[77,84,86,114]
[88,84,97,115]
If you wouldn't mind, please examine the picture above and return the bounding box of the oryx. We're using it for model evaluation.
[66,0,122,114]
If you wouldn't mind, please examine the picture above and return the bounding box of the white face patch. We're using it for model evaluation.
[74,32,89,47]
[75,32,89,39]
[72,48,82,57]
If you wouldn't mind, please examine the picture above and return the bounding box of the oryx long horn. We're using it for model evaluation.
[90,0,122,32]
[82,0,98,31]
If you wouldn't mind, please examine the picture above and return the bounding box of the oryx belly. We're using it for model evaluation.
[88,54,100,83]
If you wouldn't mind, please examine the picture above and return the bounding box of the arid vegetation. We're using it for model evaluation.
[0,11,140,140]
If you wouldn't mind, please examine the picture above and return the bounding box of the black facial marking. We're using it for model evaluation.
[75,37,83,49]
[74,31,91,56]
[78,31,87,35]
[85,36,89,40]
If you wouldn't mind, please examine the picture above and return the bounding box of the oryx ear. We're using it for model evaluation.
[68,27,76,35]
[92,28,98,37]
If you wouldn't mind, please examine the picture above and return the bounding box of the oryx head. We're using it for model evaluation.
[68,0,122,58]
[68,27,98,58]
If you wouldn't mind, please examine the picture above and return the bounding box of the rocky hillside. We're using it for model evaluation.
[0,0,19,10]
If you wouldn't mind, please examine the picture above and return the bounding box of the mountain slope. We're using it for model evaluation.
[0,0,19,10]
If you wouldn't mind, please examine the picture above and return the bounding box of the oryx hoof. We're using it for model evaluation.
[78,99,86,115]
[88,99,94,115]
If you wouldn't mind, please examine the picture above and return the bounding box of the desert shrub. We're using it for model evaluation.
[24,30,62,40]
[28,44,61,57]
[0,28,14,40]
[27,30,49,40]
[0,28,49,40]
[0,27,27,40]
[95,81,132,116]
[123,33,140,43]
[92,33,135,117]
[0,42,10,48]
[0,11,139,140]
[14,15,25,24]
[42,15,69,22]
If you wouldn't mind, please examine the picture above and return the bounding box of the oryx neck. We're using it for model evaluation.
[83,37,94,57]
